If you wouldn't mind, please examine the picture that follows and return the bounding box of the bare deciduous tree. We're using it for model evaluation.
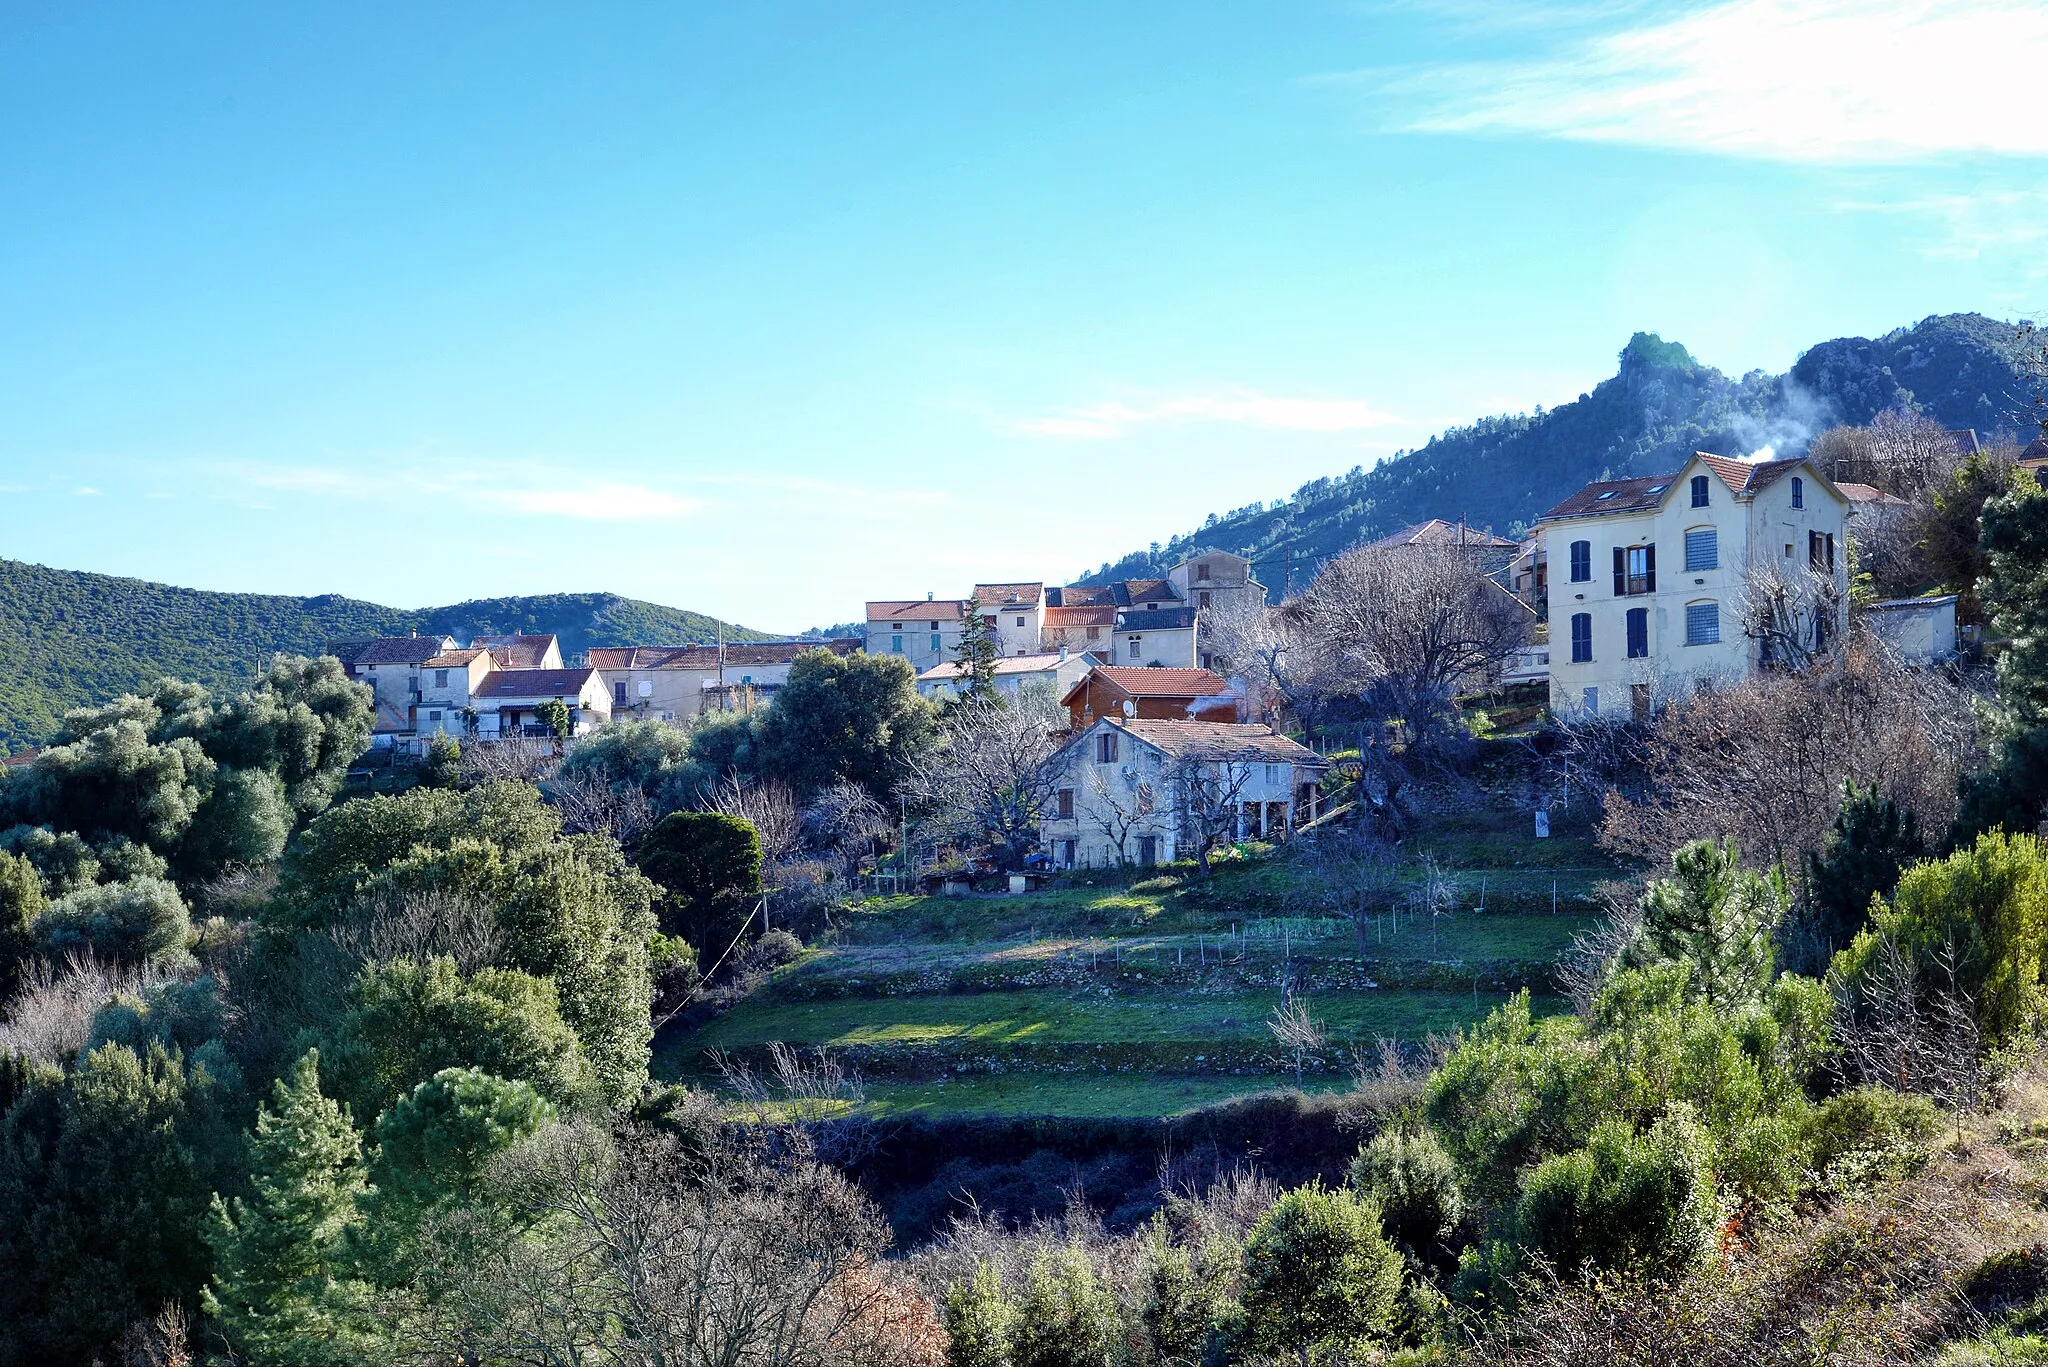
[1267,994,1327,1086]
[1739,557,1845,672]
[1601,644,1980,907]
[1172,752,1260,874]
[0,953,176,1067]
[903,686,1065,869]
[704,772,803,865]
[1200,596,1339,730]
[1295,542,1531,752]
[801,783,892,881]
[415,1121,937,1367]
[545,769,655,848]
[328,888,506,975]
[459,736,559,787]
[1083,765,1152,868]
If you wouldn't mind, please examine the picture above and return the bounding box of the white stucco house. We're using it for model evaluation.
[1863,594,1959,665]
[1038,718,1325,869]
[973,582,1047,657]
[1538,452,1850,720]
[472,667,613,739]
[589,639,862,720]
[916,650,1094,702]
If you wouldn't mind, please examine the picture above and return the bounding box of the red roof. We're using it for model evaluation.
[1064,666,1232,704]
[1107,719,1322,764]
[972,582,1044,608]
[1044,605,1116,628]
[474,668,598,700]
[866,600,968,621]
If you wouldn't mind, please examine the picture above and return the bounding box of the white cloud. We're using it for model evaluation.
[1383,0,2048,163]
[1012,390,1401,440]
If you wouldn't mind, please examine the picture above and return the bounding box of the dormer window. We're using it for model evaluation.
[1691,474,1710,507]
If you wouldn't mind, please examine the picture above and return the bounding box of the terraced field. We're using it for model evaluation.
[653,805,1619,1118]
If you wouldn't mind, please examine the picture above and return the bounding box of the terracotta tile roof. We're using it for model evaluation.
[353,635,457,665]
[474,667,598,699]
[918,653,1074,681]
[867,599,968,621]
[1109,719,1323,765]
[1084,666,1232,698]
[1369,519,1519,550]
[471,634,559,668]
[1837,482,1909,508]
[1121,578,1180,604]
[972,582,1044,608]
[423,647,490,668]
[1047,585,1116,607]
[1739,458,1805,493]
[1044,604,1116,628]
[587,640,859,670]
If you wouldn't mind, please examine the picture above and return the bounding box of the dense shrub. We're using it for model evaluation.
[1234,1182,1405,1362]
[1505,1107,1719,1283]
[636,810,763,959]
[1799,1086,1941,1180]
[34,876,194,971]
[1349,1124,1467,1275]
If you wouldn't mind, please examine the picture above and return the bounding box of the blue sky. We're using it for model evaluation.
[4,1,2045,633]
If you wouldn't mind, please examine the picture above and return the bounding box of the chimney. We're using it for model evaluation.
[926,591,933,601]
[1059,644,1068,662]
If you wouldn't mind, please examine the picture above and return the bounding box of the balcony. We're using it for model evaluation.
[1621,574,1653,596]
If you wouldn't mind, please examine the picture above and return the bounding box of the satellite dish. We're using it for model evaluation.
[1121,699,1137,718]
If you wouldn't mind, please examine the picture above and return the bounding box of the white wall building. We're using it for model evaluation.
[590,640,863,721]
[1038,718,1324,869]
[1538,452,1849,719]
[473,667,613,739]
[916,650,1094,702]
[1864,594,1959,665]
[972,582,1046,657]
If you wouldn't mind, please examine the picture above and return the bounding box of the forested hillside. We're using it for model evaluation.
[1083,312,2041,593]
[0,559,765,748]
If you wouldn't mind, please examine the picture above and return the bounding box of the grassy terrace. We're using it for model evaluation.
[654,805,1617,1118]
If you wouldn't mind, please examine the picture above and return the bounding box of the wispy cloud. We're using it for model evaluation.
[1011,389,1401,441]
[1372,0,2048,164]
[225,461,702,522]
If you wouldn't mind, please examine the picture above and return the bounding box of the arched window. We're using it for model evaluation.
[1690,474,1709,507]
[1791,476,1804,508]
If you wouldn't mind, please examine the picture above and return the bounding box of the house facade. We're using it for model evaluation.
[1538,452,1850,719]
[915,650,1093,702]
[1038,718,1325,869]
[589,639,862,721]
[1062,665,1238,731]
[415,646,496,738]
[865,599,968,675]
[472,667,612,739]
[340,635,460,737]
[1167,550,1266,618]
[972,583,1046,657]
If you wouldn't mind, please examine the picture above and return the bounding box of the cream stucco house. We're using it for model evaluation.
[915,649,1093,702]
[589,639,863,721]
[865,598,968,675]
[1538,452,1849,719]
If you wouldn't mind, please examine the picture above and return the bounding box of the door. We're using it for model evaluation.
[1137,835,1158,867]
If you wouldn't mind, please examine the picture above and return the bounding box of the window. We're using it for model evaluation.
[1087,626,1101,641]
[1014,616,1025,627]
[1615,544,1656,595]
[1057,788,1074,819]
[1686,601,1720,645]
[1690,474,1710,507]
[1196,562,1211,581]
[1197,591,1211,608]
[1809,531,1836,572]
[930,633,941,652]
[890,634,903,653]
[1059,839,1075,867]
[1684,528,1718,571]
[890,622,901,630]
[1785,543,1794,558]
[613,681,628,706]
[1095,732,1118,763]
[1792,476,1804,508]
[1264,763,1285,782]
[1569,539,1592,582]
[428,709,442,722]
[434,669,449,687]
[1570,613,1592,663]
[1127,637,1141,660]
[927,621,938,630]
[1626,607,1649,658]
[1582,687,1599,715]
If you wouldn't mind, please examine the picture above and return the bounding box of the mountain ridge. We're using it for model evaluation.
[0,557,770,748]
[1081,312,2041,593]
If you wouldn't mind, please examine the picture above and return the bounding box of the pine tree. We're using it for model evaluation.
[0,849,44,999]
[1620,838,1786,1011]
[954,597,1001,700]
[1803,780,1922,953]
[202,1050,376,1367]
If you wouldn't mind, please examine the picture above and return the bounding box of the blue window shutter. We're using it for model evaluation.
[1684,529,1718,571]
[1612,546,1625,596]
[1686,602,1720,645]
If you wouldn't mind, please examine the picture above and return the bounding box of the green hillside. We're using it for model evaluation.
[1083,312,2043,594]
[0,559,768,748]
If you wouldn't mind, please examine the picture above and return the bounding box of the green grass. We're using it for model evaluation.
[660,986,1557,1082]
[850,1074,1342,1119]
